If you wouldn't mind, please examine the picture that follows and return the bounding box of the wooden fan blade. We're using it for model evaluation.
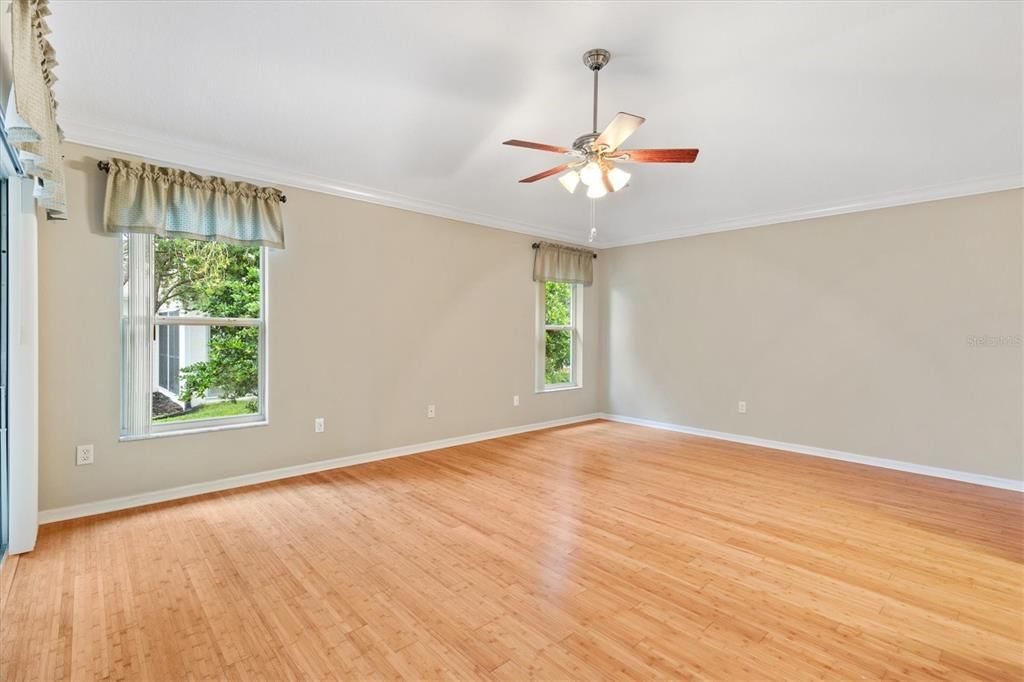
[519,163,570,183]
[602,170,614,194]
[595,112,646,151]
[617,148,700,163]
[503,139,570,154]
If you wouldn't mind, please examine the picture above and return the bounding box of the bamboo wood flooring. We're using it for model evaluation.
[2,420,1021,680]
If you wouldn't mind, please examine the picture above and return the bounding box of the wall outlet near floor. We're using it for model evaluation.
[76,444,95,466]
[738,401,747,414]
[427,404,436,419]
[314,417,325,433]
[513,394,520,407]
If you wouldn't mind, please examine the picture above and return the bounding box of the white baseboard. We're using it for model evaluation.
[39,412,1020,524]
[599,413,1023,492]
[39,413,602,524]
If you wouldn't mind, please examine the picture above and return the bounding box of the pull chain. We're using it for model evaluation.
[589,199,598,243]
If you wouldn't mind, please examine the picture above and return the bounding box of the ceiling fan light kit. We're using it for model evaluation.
[503,48,699,200]
[558,170,580,194]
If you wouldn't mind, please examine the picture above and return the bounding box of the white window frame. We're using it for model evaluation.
[120,234,268,439]
[536,281,583,392]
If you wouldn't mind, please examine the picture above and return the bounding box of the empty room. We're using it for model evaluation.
[0,1,1021,679]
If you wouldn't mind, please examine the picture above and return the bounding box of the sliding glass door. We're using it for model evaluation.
[1,178,10,557]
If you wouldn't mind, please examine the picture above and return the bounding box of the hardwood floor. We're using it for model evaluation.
[2,420,1021,680]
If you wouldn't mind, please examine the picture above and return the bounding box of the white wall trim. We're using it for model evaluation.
[599,174,1024,248]
[61,118,1021,249]
[38,413,602,524]
[35,411,1024,524]
[600,413,1024,492]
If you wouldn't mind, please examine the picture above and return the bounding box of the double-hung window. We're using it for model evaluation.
[121,234,267,438]
[537,281,582,390]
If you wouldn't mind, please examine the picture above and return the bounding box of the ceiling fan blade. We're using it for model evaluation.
[519,163,570,183]
[595,112,646,152]
[503,139,570,154]
[617,148,700,163]
[602,170,614,193]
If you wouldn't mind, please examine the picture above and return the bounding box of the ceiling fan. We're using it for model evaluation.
[503,49,699,199]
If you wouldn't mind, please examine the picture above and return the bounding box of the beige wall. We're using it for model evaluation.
[599,190,1024,481]
[37,143,1023,510]
[38,143,601,510]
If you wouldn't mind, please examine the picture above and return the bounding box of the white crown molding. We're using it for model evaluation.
[38,413,602,524]
[60,118,595,247]
[598,173,1024,248]
[62,118,1021,250]
[600,413,1024,492]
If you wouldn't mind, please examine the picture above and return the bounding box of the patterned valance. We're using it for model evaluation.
[533,241,596,287]
[102,158,287,249]
[5,0,66,219]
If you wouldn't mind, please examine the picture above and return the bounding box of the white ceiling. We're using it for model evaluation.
[50,1,1022,247]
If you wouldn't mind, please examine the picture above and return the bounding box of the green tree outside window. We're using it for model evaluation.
[544,281,573,385]
[153,238,260,410]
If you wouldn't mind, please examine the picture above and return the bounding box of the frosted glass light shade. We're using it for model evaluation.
[558,170,580,194]
[579,161,602,187]
[607,166,631,192]
[586,182,608,199]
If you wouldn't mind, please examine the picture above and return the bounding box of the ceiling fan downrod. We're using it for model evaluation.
[583,49,610,135]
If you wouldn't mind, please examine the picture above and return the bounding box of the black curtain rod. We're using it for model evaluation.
[96,160,287,203]
[531,242,598,258]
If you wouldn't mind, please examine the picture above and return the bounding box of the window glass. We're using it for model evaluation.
[122,235,265,436]
[544,329,572,385]
[545,281,572,326]
[151,324,260,424]
[154,238,261,318]
[540,281,579,389]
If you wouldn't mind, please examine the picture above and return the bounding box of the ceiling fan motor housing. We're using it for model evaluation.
[572,132,601,156]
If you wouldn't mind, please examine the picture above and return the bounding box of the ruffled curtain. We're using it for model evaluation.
[533,241,596,287]
[5,0,66,219]
[103,158,287,249]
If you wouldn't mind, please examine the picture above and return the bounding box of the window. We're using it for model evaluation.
[537,281,581,390]
[121,234,266,437]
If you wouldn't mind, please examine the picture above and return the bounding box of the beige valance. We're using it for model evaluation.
[6,0,66,219]
[532,241,596,287]
[102,158,287,249]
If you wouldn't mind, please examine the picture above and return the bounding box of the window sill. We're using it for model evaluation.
[536,385,582,394]
[120,419,268,442]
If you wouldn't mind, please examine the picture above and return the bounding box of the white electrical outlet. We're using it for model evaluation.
[513,395,520,407]
[76,444,94,466]
[314,417,325,433]
[427,404,436,418]
[738,401,747,414]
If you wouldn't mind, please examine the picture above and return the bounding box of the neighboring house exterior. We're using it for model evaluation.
[152,310,210,404]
